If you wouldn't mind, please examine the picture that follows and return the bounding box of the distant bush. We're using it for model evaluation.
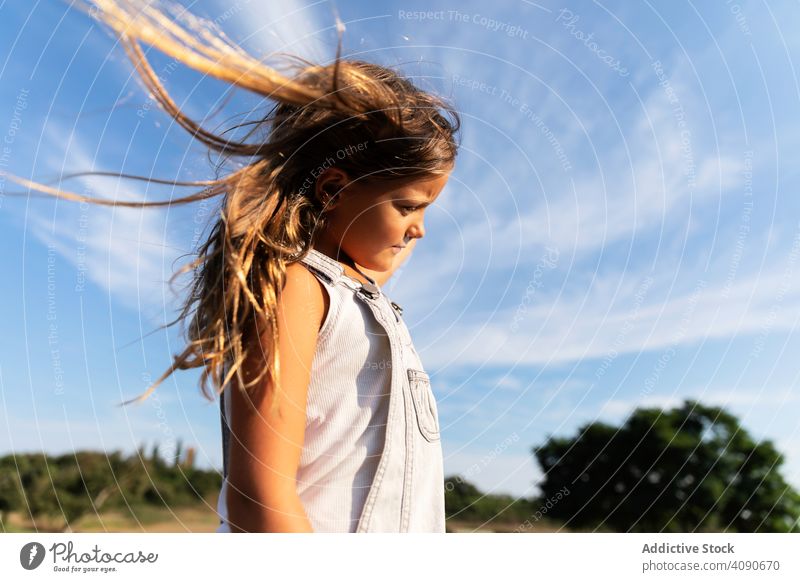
[0,443,221,530]
[444,474,536,526]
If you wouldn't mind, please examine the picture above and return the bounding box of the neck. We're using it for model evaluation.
[311,236,365,272]
[311,237,351,266]
[310,237,375,285]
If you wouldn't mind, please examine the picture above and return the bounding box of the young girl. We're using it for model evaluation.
[9,2,460,532]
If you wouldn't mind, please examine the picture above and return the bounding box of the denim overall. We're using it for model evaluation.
[218,248,445,532]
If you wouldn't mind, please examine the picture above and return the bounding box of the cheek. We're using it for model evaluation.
[334,207,367,235]
[337,211,378,247]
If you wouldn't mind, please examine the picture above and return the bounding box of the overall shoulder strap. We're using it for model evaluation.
[298,248,346,284]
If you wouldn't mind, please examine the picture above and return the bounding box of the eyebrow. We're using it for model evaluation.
[397,198,431,208]
[394,183,441,206]
[395,190,437,205]
[396,199,433,207]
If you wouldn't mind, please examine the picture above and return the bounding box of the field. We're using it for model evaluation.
[2,496,561,533]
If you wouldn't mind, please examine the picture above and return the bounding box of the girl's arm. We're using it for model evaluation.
[359,238,418,287]
[225,262,325,533]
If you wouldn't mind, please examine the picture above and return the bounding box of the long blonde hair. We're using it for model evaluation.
[7,0,460,415]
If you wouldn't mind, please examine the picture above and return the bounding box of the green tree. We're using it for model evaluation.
[533,399,800,532]
[0,456,24,524]
[444,475,534,525]
[0,445,222,530]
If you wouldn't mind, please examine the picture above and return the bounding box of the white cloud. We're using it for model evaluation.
[412,239,800,371]
[388,27,800,371]
[444,447,542,498]
[217,0,330,64]
[24,122,186,317]
[20,1,335,319]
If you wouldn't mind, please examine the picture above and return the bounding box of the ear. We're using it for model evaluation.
[314,167,350,211]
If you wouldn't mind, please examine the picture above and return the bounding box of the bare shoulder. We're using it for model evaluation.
[284,261,328,332]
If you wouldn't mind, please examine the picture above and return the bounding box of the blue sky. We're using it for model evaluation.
[2,0,800,501]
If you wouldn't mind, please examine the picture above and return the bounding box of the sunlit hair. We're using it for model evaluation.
[6,0,460,414]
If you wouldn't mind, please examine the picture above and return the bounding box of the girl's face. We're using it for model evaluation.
[314,171,451,272]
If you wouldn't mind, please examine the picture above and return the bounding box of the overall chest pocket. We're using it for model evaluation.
[407,369,440,442]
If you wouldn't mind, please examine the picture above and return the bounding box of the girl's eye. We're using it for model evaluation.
[401,205,419,214]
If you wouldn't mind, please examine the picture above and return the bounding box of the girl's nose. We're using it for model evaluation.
[409,221,425,240]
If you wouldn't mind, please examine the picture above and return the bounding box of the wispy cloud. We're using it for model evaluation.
[24,121,186,316]
[415,229,800,369]
[20,1,335,317]
[393,16,800,373]
[217,0,331,63]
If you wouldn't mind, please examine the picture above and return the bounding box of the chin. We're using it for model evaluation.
[365,259,393,272]
[359,253,394,272]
